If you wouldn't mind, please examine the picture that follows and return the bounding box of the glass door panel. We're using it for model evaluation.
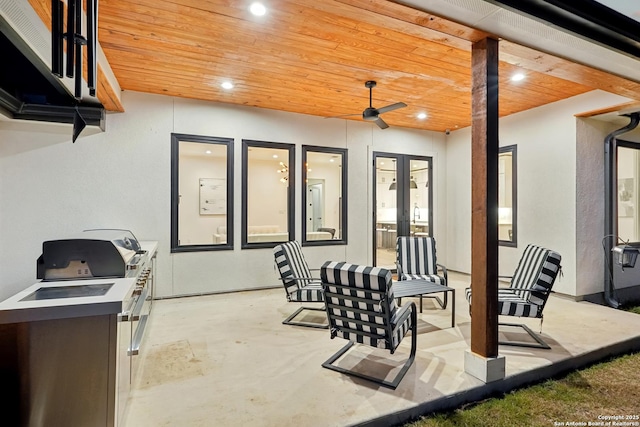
[374,156,398,269]
[409,159,430,237]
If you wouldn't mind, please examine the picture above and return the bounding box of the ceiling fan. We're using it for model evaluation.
[330,81,407,129]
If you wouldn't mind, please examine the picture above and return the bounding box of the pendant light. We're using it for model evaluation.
[388,159,397,190]
[410,176,417,189]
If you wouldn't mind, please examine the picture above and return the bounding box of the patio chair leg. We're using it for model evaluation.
[321,307,417,389]
[283,306,329,329]
[498,322,551,349]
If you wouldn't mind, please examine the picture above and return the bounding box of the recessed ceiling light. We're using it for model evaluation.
[511,73,525,82]
[249,2,266,16]
[221,81,234,90]
[205,150,212,154]
[417,112,427,120]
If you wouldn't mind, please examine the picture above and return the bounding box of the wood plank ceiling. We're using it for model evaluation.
[33,0,640,132]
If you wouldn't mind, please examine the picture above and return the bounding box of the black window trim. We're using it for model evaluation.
[301,145,348,247]
[170,133,234,253]
[499,144,518,248]
[241,139,295,249]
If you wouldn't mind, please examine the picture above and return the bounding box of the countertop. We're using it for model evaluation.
[0,241,157,324]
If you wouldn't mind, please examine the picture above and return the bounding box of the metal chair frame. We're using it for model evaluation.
[322,282,417,389]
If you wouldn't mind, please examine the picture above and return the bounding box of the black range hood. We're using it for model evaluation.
[0,9,104,139]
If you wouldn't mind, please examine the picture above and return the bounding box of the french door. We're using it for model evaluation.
[373,152,433,269]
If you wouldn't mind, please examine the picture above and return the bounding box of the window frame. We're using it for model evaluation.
[241,139,295,249]
[170,133,234,253]
[498,144,518,248]
[301,145,348,247]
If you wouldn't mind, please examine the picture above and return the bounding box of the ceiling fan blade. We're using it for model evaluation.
[377,102,407,114]
[375,117,389,129]
[326,113,361,119]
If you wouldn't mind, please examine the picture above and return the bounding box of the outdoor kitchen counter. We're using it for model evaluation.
[0,240,158,324]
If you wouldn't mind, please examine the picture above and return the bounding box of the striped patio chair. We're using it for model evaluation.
[273,241,328,328]
[396,236,449,311]
[465,244,562,349]
[320,261,417,389]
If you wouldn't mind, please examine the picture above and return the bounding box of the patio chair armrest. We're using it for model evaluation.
[437,263,448,285]
[391,301,416,328]
[510,288,554,295]
[396,262,403,278]
[277,276,322,283]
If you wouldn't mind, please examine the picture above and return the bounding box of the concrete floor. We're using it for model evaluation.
[122,272,640,427]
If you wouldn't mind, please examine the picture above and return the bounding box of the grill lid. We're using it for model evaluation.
[37,229,143,281]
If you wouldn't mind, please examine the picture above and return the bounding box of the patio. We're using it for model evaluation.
[123,272,640,427]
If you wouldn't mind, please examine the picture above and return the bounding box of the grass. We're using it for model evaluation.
[403,305,640,427]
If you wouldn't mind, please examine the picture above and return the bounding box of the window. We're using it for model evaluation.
[617,143,640,242]
[171,133,234,252]
[302,146,347,246]
[499,145,517,247]
[242,140,294,248]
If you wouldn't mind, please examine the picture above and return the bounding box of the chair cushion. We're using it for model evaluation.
[465,244,562,319]
[510,245,562,304]
[497,289,541,317]
[396,236,438,276]
[274,241,323,302]
[466,287,542,318]
[400,273,445,284]
[289,283,324,302]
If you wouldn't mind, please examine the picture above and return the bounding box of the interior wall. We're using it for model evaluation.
[0,91,446,301]
[445,90,630,297]
[246,157,289,232]
[306,160,342,236]
[179,154,228,245]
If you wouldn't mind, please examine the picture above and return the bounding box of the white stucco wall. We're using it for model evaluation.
[0,91,446,301]
[445,90,631,297]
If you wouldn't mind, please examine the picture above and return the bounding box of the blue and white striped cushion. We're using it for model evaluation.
[396,236,438,276]
[321,261,411,351]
